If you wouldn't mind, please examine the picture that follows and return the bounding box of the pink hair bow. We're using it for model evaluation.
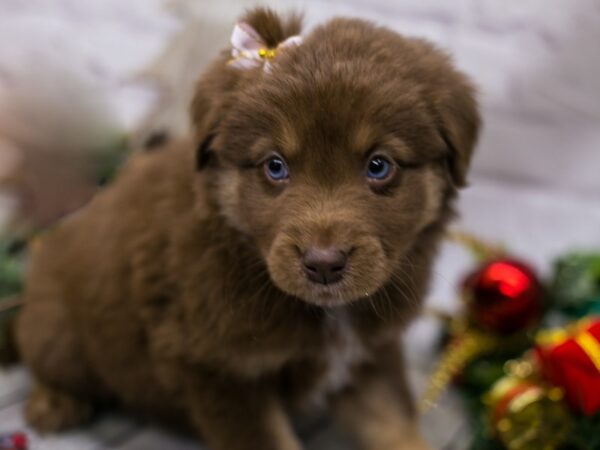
[228,22,303,72]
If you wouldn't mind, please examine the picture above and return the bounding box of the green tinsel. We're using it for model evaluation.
[93,134,129,186]
[551,252,600,318]
[0,237,26,363]
[0,239,24,298]
[467,412,600,450]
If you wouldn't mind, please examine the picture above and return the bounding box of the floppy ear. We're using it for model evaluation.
[436,79,481,188]
[195,133,216,171]
[190,88,219,171]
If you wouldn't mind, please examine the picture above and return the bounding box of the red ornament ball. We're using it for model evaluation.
[0,432,28,450]
[462,259,543,334]
[11,433,28,450]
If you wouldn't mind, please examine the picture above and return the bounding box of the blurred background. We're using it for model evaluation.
[0,1,599,449]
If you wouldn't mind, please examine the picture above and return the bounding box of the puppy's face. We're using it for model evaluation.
[195,18,479,307]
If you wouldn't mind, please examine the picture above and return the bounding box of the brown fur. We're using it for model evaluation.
[16,9,479,450]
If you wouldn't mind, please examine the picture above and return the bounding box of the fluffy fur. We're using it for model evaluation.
[16,9,479,450]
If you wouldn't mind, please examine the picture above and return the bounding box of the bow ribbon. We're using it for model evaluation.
[537,317,600,372]
[228,22,303,72]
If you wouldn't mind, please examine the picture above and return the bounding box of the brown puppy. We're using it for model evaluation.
[16,8,479,450]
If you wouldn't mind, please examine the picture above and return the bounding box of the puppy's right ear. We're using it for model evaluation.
[190,79,222,171]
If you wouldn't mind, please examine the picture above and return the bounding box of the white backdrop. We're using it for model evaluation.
[1,0,599,198]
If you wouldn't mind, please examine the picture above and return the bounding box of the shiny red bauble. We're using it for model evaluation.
[462,259,544,334]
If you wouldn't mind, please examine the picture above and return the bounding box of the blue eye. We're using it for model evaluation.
[264,157,289,181]
[366,156,394,181]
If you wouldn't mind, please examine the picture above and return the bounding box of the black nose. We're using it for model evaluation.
[301,247,348,285]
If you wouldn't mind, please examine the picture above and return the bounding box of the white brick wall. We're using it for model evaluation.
[2,0,598,199]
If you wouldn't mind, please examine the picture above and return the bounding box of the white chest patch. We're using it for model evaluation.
[309,309,370,407]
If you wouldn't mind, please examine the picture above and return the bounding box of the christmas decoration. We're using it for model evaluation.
[0,238,24,298]
[422,251,544,410]
[0,238,25,364]
[484,375,571,450]
[0,432,27,450]
[424,235,600,450]
[551,253,600,318]
[463,259,544,334]
[535,318,600,416]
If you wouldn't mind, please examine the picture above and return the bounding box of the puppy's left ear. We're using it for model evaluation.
[435,78,481,188]
[196,133,216,170]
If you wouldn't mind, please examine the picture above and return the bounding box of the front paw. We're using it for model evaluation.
[395,439,432,450]
[400,441,432,450]
[25,384,94,434]
[365,434,432,450]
